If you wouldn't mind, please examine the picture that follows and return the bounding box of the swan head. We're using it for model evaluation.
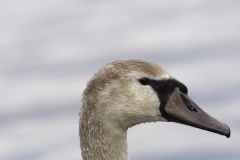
[81,59,230,138]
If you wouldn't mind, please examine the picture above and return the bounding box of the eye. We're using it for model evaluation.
[139,78,149,85]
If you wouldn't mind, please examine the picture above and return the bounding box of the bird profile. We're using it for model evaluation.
[79,59,230,160]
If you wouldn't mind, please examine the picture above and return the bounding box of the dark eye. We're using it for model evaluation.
[139,78,149,85]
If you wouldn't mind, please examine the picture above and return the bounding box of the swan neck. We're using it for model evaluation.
[80,119,129,160]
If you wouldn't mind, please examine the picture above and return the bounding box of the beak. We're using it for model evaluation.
[161,88,231,138]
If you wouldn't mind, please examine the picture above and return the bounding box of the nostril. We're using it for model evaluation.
[180,94,197,112]
[188,104,197,111]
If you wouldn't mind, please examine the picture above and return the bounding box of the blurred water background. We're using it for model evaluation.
[1,0,240,160]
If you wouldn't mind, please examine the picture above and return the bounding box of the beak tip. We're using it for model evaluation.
[225,131,230,138]
[225,132,230,138]
[224,123,231,138]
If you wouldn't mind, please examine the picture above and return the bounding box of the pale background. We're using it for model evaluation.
[1,0,240,160]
